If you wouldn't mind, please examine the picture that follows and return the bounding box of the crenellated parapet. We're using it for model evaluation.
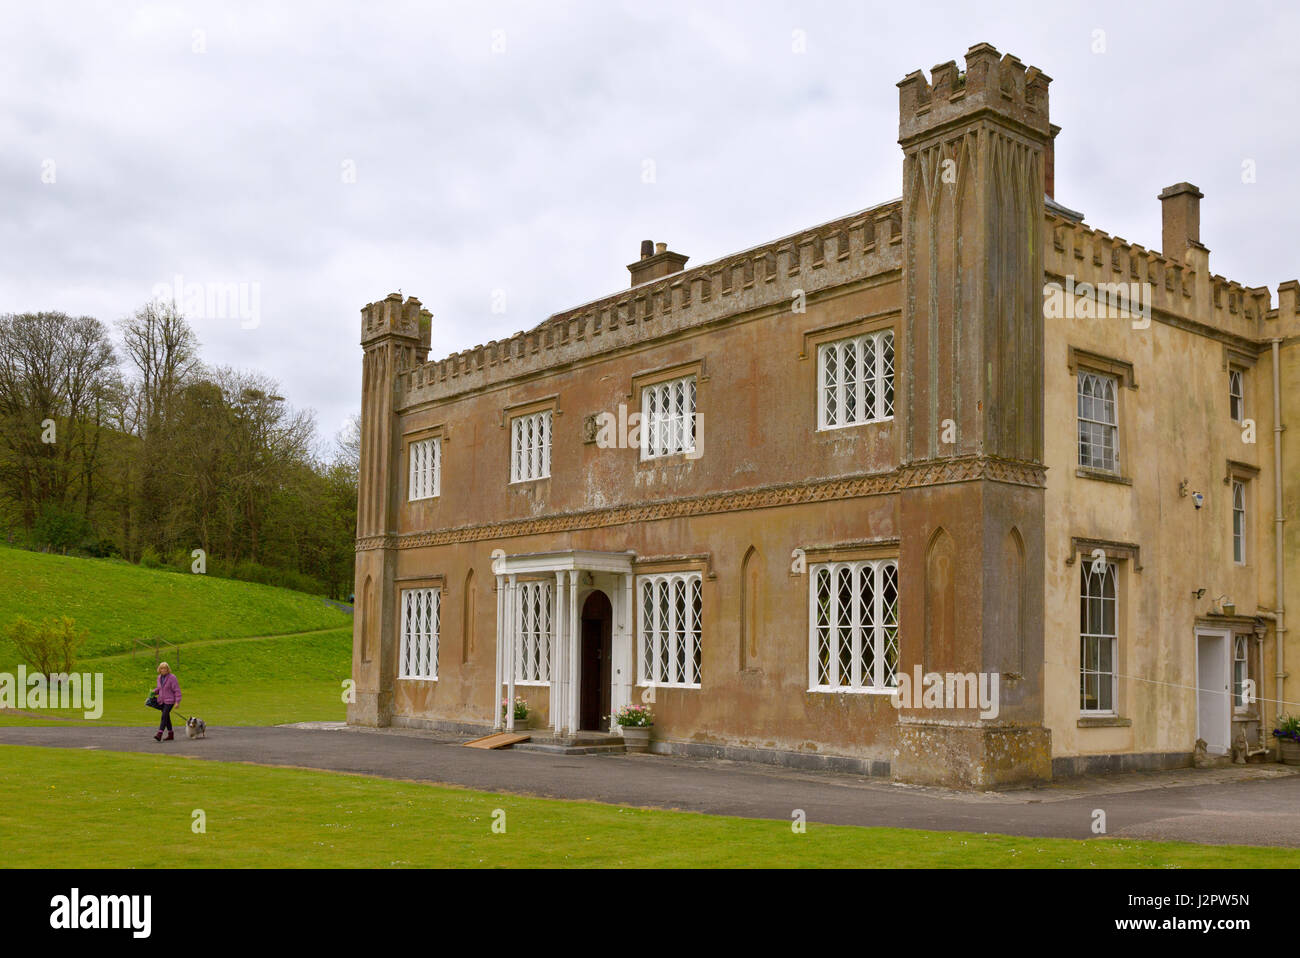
[361,292,431,363]
[897,42,1052,145]
[398,202,903,410]
[1045,212,1281,345]
[1275,280,1300,338]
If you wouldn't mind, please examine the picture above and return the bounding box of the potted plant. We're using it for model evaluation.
[502,696,529,729]
[1273,714,1300,765]
[615,703,654,753]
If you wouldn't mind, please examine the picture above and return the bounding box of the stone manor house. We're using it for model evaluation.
[349,43,1299,787]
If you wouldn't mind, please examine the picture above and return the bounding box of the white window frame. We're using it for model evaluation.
[637,572,702,688]
[640,375,697,460]
[817,330,895,431]
[1077,371,1119,473]
[1232,635,1249,712]
[808,559,899,693]
[510,410,552,483]
[513,580,553,685]
[1232,479,1247,565]
[1080,561,1118,715]
[408,437,440,501]
[1228,368,1245,423]
[399,587,440,680]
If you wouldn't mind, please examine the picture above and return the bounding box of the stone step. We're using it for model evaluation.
[511,741,627,756]
[514,729,625,747]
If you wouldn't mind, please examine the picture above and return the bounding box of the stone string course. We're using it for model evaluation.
[356,456,1046,551]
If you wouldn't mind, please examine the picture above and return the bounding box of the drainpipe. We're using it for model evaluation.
[1271,338,1287,735]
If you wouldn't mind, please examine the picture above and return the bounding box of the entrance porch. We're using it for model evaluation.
[493,549,635,736]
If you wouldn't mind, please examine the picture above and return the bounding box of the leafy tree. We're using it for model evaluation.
[5,615,88,677]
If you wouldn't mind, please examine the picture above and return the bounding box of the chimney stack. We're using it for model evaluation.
[1159,182,1205,261]
[628,238,689,287]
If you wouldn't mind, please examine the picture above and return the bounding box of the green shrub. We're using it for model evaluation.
[5,615,88,675]
[32,506,92,552]
[226,560,325,596]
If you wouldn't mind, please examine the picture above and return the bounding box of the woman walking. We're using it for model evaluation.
[153,662,182,742]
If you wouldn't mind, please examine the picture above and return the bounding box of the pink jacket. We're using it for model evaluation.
[155,672,182,705]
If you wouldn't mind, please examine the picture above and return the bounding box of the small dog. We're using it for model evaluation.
[185,716,207,739]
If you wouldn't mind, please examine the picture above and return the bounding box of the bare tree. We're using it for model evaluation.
[117,301,199,552]
[0,312,117,530]
[117,300,199,438]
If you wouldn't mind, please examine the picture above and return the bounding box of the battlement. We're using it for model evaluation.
[397,201,903,410]
[1046,211,1283,341]
[360,292,432,350]
[1276,280,1300,330]
[898,42,1051,144]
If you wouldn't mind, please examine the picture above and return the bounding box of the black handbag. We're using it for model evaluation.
[145,690,162,710]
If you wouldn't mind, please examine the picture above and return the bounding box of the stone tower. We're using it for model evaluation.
[893,44,1052,786]
[350,293,430,727]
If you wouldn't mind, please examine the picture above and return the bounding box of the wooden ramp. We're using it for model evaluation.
[463,732,530,750]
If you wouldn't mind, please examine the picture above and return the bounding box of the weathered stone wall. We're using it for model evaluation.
[1042,212,1295,762]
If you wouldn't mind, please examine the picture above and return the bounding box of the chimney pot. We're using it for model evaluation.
[627,242,689,288]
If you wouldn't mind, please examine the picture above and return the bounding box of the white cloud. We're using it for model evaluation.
[2,0,1296,448]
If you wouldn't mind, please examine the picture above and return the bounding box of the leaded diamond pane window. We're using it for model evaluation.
[637,572,702,687]
[513,580,553,684]
[399,587,440,680]
[641,375,697,459]
[510,411,552,483]
[817,330,895,430]
[408,437,441,500]
[807,559,899,692]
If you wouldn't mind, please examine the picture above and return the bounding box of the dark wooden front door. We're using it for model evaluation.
[580,591,612,731]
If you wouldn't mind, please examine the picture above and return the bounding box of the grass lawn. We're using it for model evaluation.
[0,627,352,727]
[2,746,1296,868]
[0,543,351,660]
[0,544,354,727]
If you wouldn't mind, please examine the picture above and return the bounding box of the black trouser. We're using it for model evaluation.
[159,704,173,732]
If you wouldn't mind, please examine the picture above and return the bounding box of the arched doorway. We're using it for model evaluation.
[580,590,613,731]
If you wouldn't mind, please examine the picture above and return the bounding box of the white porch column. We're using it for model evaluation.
[618,571,635,730]
[568,570,580,734]
[551,570,565,732]
[493,573,504,729]
[505,574,517,731]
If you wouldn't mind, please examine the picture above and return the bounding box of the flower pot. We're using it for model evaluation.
[620,725,652,753]
[513,714,529,730]
[1279,739,1300,766]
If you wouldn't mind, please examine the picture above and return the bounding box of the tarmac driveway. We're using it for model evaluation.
[1,723,1297,847]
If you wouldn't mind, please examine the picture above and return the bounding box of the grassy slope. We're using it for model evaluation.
[0,628,352,726]
[0,543,350,659]
[0,544,354,726]
[2,747,1295,868]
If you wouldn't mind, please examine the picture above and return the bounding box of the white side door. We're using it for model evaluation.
[1195,630,1230,754]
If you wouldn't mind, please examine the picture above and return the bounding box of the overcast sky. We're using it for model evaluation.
[3,0,1296,453]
